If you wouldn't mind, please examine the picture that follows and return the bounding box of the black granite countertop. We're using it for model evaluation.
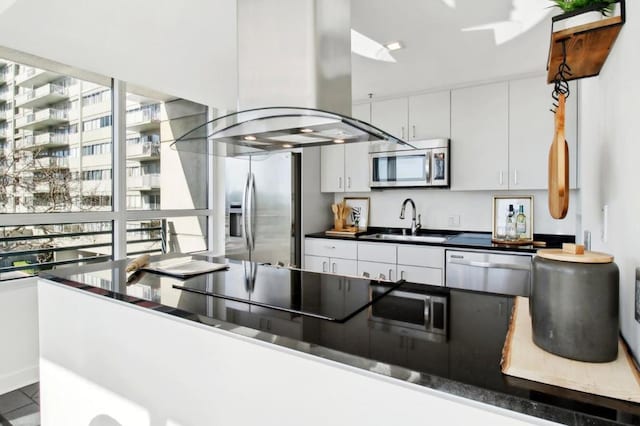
[40,256,638,425]
[306,228,575,254]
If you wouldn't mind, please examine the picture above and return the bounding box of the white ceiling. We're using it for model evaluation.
[351,0,556,101]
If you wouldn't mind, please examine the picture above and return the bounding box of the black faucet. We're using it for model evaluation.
[399,198,421,235]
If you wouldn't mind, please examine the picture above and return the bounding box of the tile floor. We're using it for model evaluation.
[0,383,39,426]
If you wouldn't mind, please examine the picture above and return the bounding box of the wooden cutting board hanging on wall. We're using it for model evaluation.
[549,93,569,219]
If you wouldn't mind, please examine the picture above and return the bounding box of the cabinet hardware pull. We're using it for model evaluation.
[347,177,351,189]
[332,262,336,273]
[401,126,405,139]
[322,261,327,272]
[499,171,504,185]
[389,269,393,281]
[514,169,518,185]
[412,125,416,139]
[401,270,405,280]
[346,281,351,292]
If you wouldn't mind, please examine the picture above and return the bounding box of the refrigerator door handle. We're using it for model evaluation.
[241,172,251,249]
[247,172,256,250]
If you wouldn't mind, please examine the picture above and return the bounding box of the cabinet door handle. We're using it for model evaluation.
[401,126,405,139]
[332,262,336,273]
[514,169,518,185]
[499,171,504,186]
[389,269,393,281]
[400,270,405,280]
[322,261,328,273]
[346,281,351,292]
[347,176,351,189]
[412,125,416,139]
[338,177,342,189]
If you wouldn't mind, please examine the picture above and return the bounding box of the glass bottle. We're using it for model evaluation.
[516,204,527,238]
[506,204,516,240]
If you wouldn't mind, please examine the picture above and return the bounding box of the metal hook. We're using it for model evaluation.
[551,39,572,114]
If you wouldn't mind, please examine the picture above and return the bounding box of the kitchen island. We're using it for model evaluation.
[38,256,639,425]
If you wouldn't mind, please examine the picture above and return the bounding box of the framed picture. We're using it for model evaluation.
[492,196,534,244]
[344,197,370,231]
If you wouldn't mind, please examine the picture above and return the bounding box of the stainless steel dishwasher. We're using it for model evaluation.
[445,249,532,296]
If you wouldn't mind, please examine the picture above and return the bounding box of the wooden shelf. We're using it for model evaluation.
[547,15,624,84]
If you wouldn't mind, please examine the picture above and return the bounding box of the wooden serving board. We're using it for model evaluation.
[537,248,613,263]
[324,228,363,237]
[501,297,640,403]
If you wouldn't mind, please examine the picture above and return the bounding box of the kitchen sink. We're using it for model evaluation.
[360,233,449,243]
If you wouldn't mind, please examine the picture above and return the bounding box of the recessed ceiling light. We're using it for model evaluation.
[243,135,257,141]
[333,139,345,144]
[300,128,314,133]
[385,41,404,51]
[282,144,293,148]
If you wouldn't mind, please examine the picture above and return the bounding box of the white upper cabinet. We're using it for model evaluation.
[321,104,371,193]
[371,93,450,141]
[371,97,409,140]
[451,82,510,191]
[320,144,346,192]
[509,77,578,190]
[408,90,451,140]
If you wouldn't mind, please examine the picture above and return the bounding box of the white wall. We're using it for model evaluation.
[578,2,640,359]
[39,281,554,425]
[0,0,238,108]
[0,278,39,394]
[340,189,578,235]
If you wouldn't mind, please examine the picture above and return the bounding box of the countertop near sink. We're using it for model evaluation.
[306,228,575,253]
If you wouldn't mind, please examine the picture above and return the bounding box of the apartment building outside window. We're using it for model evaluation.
[0,55,212,280]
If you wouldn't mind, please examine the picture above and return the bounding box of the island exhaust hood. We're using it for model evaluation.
[171,0,412,156]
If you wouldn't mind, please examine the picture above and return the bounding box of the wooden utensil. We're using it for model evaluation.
[549,93,570,219]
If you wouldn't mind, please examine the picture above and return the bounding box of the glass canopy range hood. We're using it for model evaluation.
[170,107,414,157]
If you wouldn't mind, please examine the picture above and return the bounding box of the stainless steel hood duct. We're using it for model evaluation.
[171,0,411,156]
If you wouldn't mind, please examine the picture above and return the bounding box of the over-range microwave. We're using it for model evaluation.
[369,138,449,188]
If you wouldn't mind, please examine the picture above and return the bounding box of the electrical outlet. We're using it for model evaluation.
[448,215,461,227]
[635,268,640,324]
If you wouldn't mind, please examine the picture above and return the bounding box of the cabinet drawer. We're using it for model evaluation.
[304,255,330,273]
[358,261,397,282]
[397,245,444,269]
[397,264,443,286]
[304,238,357,259]
[357,242,397,263]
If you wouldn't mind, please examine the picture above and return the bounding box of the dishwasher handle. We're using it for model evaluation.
[448,258,531,272]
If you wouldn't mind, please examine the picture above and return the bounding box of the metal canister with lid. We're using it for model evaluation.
[531,244,619,362]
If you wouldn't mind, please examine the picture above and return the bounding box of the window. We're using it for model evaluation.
[82,115,112,131]
[1,53,212,280]
[81,142,111,156]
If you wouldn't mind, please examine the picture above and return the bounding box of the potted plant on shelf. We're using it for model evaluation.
[551,0,620,31]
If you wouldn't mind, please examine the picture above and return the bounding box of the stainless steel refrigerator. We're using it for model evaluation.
[225,152,301,267]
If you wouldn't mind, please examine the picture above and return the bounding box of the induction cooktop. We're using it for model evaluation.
[171,259,402,323]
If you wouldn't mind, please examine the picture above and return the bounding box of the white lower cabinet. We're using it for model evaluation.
[357,260,397,282]
[397,245,444,286]
[304,238,445,286]
[396,264,442,286]
[304,255,357,276]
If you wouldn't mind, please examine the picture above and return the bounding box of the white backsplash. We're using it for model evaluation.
[336,189,578,236]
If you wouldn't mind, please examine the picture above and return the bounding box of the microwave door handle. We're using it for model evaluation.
[424,300,431,326]
[425,151,431,184]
